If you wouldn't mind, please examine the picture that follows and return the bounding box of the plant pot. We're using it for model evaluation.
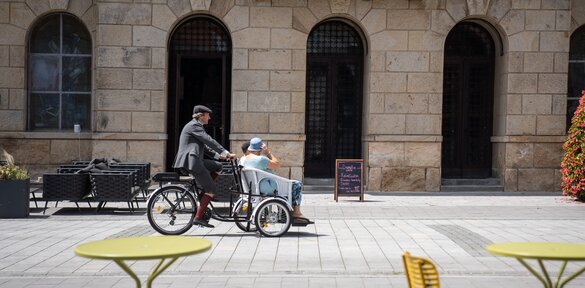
[0,179,30,218]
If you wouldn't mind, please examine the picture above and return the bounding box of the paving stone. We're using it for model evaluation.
[0,193,584,287]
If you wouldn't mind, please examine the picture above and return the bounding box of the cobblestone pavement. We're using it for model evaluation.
[1,192,584,287]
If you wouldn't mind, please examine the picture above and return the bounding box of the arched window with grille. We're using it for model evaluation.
[442,21,495,178]
[567,26,585,131]
[304,20,365,178]
[28,13,92,131]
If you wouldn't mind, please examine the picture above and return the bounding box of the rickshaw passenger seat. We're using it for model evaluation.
[240,167,294,203]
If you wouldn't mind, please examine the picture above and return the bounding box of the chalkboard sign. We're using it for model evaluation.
[335,159,364,202]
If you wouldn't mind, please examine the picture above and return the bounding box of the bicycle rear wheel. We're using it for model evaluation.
[147,186,196,235]
[254,199,291,237]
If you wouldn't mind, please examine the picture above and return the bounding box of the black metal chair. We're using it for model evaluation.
[89,172,141,213]
[42,173,92,214]
[110,163,151,198]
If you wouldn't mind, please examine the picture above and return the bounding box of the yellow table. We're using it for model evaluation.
[75,236,211,288]
[486,242,585,288]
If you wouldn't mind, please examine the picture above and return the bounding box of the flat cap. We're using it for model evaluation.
[192,105,212,114]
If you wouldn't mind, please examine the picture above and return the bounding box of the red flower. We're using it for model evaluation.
[562,89,585,201]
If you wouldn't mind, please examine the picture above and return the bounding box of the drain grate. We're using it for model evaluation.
[106,225,156,239]
[429,225,492,257]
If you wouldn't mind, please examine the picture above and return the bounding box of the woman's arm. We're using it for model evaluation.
[262,144,280,170]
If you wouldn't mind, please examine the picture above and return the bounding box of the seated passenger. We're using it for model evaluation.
[242,137,313,225]
[239,140,250,166]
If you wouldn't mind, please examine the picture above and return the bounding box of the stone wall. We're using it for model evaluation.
[229,0,308,180]
[0,0,577,191]
[497,0,570,191]
[0,132,165,179]
[365,0,570,192]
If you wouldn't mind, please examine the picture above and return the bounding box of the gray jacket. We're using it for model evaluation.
[172,120,227,172]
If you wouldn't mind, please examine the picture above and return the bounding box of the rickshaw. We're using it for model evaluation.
[146,159,308,237]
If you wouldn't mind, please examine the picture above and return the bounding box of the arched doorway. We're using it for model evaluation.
[442,22,495,178]
[567,25,585,130]
[166,16,232,170]
[304,20,364,178]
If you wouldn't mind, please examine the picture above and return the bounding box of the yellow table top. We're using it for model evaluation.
[486,242,585,261]
[75,236,212,261]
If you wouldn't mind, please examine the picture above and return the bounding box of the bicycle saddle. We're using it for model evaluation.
[152,172,179,182]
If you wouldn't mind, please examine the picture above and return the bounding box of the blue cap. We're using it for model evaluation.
[248,137,263,151]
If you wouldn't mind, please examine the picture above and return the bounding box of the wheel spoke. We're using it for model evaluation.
[255,200,291,237]
[147,187,195,235]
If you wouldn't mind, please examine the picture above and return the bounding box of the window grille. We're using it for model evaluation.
[28,14,91,131]
[445,22,494,57]
[307,21,363,55]
[567,26,585,130]
[305,21,364,177]
[441,22,495,178]
[170,18,231,54]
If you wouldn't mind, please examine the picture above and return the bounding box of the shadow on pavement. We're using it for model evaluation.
[367,191,566,197]
[200,231,322,238]
[281,231,321,238]
[48,207,147,215]
[341,199,385,203]
[26,214,50,219]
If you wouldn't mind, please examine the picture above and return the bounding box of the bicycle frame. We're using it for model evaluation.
[149,160,257,225]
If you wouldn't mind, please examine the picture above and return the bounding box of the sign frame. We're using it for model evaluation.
[334,159,364,202]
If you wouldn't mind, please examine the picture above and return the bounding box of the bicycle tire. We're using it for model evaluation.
[254,199,291,237]
[147,185,196,235]
[233,198,258,232]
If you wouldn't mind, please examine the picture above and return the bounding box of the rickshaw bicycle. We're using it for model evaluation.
[146,159,306,237]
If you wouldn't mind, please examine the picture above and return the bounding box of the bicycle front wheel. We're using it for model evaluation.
[233,198,257,232]
[147,186,196,235]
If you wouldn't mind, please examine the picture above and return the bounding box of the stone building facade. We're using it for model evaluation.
[0,0,583,192]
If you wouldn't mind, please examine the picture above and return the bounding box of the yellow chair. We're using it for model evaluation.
[402,251,440,288]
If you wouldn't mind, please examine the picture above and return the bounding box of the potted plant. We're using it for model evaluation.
[0,149,30,218]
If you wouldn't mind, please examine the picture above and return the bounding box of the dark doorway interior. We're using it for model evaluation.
[178,57,225,142]
[305,21,364,178]
[567,25,585,131]
[442,22,495,179]
[166,16,231,171]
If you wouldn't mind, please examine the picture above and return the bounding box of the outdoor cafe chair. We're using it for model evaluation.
[402,251,441,288]
[89,172,141,213]
[42,173,92,214]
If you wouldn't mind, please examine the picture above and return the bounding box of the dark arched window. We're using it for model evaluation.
[442,22,495,178]
[567,26,585,130]
[170,17,231,54]
[28,13,91,131]
[304,20,364,178]
[307,21,363,55]
[444,22,495,57]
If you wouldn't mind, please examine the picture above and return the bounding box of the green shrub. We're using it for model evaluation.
[0,148,28,180]
[0,164,28,180]
[561,89,585,201]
